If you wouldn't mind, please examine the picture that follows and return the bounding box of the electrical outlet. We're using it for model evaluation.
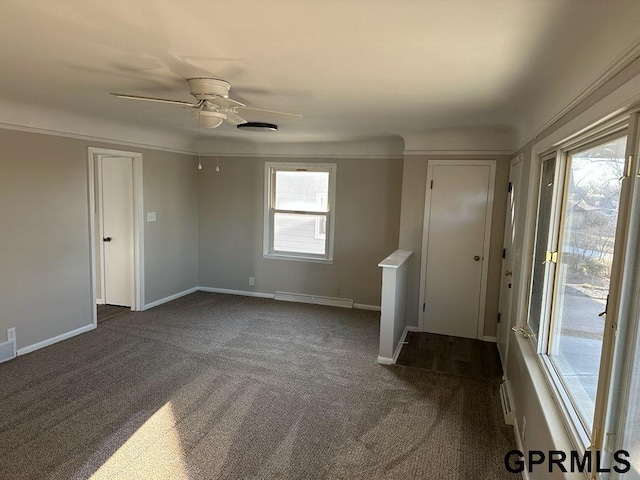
[7,328,15,342]
[249,277,255,286]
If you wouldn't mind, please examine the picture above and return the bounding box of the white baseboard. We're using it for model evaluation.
[377,325,418,365]
[353,303,381,311]
[500,379,516,426]
[96,298,105,305]
[274,291,353,308]
[142,287,199,310]
[197,287,378,310]
[512,410,531,480]
[198,286,275,299]
[393,325,419,363]
[17,323,96,356]
[377,356,394,364]
[483,335,497,343]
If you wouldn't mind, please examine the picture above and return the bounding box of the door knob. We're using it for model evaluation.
[473,255,481,261]
[103,237,112,242]
[505,270,512,276]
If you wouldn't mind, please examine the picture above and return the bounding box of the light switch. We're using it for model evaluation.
[146,212,157,222]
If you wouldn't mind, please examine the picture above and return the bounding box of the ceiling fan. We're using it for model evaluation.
[110,77,301,128]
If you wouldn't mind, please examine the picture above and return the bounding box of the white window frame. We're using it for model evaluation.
[263,162,337,263]
[521,115,636,469]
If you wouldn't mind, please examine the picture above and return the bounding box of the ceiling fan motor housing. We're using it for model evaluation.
[188,78,231,100]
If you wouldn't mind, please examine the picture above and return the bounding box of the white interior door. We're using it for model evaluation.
[497,156,523,366]
[101,156,134,307]
[421,163,493,339]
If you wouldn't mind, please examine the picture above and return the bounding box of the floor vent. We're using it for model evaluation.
[500,380,515,426]
[274,292,353,309]
[0,339,16,364]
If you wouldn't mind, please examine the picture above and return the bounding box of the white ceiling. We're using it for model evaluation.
[1,0,640,151]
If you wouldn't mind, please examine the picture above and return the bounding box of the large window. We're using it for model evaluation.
[526,123,634,461]
[548,136,626,433]
[263,162,336,262]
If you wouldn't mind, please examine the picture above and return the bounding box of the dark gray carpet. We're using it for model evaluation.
[0,292,518,479]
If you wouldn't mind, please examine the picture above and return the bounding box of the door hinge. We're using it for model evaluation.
[430,180,434,189]
[502,248,506,259]
[508,181,512,193]
[497,312,501,323]
[544,251,558,264]
[423,303,426,312]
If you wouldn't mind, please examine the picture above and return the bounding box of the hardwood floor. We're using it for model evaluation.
[96,304,131,324]
[396,331,503,380]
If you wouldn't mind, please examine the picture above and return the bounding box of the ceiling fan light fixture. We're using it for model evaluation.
[192,110,226,128]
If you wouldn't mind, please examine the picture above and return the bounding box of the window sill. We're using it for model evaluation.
[513,332,589,456]
[262,253,333,264]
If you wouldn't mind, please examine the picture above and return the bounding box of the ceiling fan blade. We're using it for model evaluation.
[235,106,302,119]
[224,111,248,125]
[207,96,245,108]
[110,93,199,108]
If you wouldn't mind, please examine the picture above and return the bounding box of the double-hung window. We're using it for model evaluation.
[263,162,336,263]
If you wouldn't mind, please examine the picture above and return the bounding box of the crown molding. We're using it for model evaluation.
[517,37,640,150]
[0,122,194,155]
[197,151,404,159]
[403,149,512,156]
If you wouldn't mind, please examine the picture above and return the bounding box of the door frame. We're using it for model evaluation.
[496,154,524,368]
[87,147,144,325]
[417,159,496,339]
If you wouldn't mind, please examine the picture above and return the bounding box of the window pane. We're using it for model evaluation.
[528,156,556,336]
[548,136,626,433]
[275,171,329,212]
[274,213,327,255]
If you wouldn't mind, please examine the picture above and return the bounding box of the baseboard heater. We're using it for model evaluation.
[500,380,515,426]
[274,291,353,309]
[0,339,16,364]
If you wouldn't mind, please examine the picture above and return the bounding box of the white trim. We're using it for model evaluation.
[197,287,380,311]
[274,291,353,308]
[403,149,512,156]
[519,38,640,150]
[376,356,394,365]
[417,159,496,341]
[511,412,531,480]
[353,303,381,311]
[263,161,337,263]
[96,298,105,305]
[0,123,192,155]
[482,336,497,343]
[17,324,96,356]
[88,148,144,313]
[262,253,333,264]
[198,286,275,299]
[377,325,418,365]
[201,152,404,160]
[142,287,199,310]
[87,156,98,328]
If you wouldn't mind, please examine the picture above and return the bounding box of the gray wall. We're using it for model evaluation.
[398,154,510,338]
[143,150,199,303]
[198,156,403,306]
[0,129,198,350]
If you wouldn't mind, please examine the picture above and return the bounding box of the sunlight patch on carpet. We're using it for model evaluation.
[89,402,189,479]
